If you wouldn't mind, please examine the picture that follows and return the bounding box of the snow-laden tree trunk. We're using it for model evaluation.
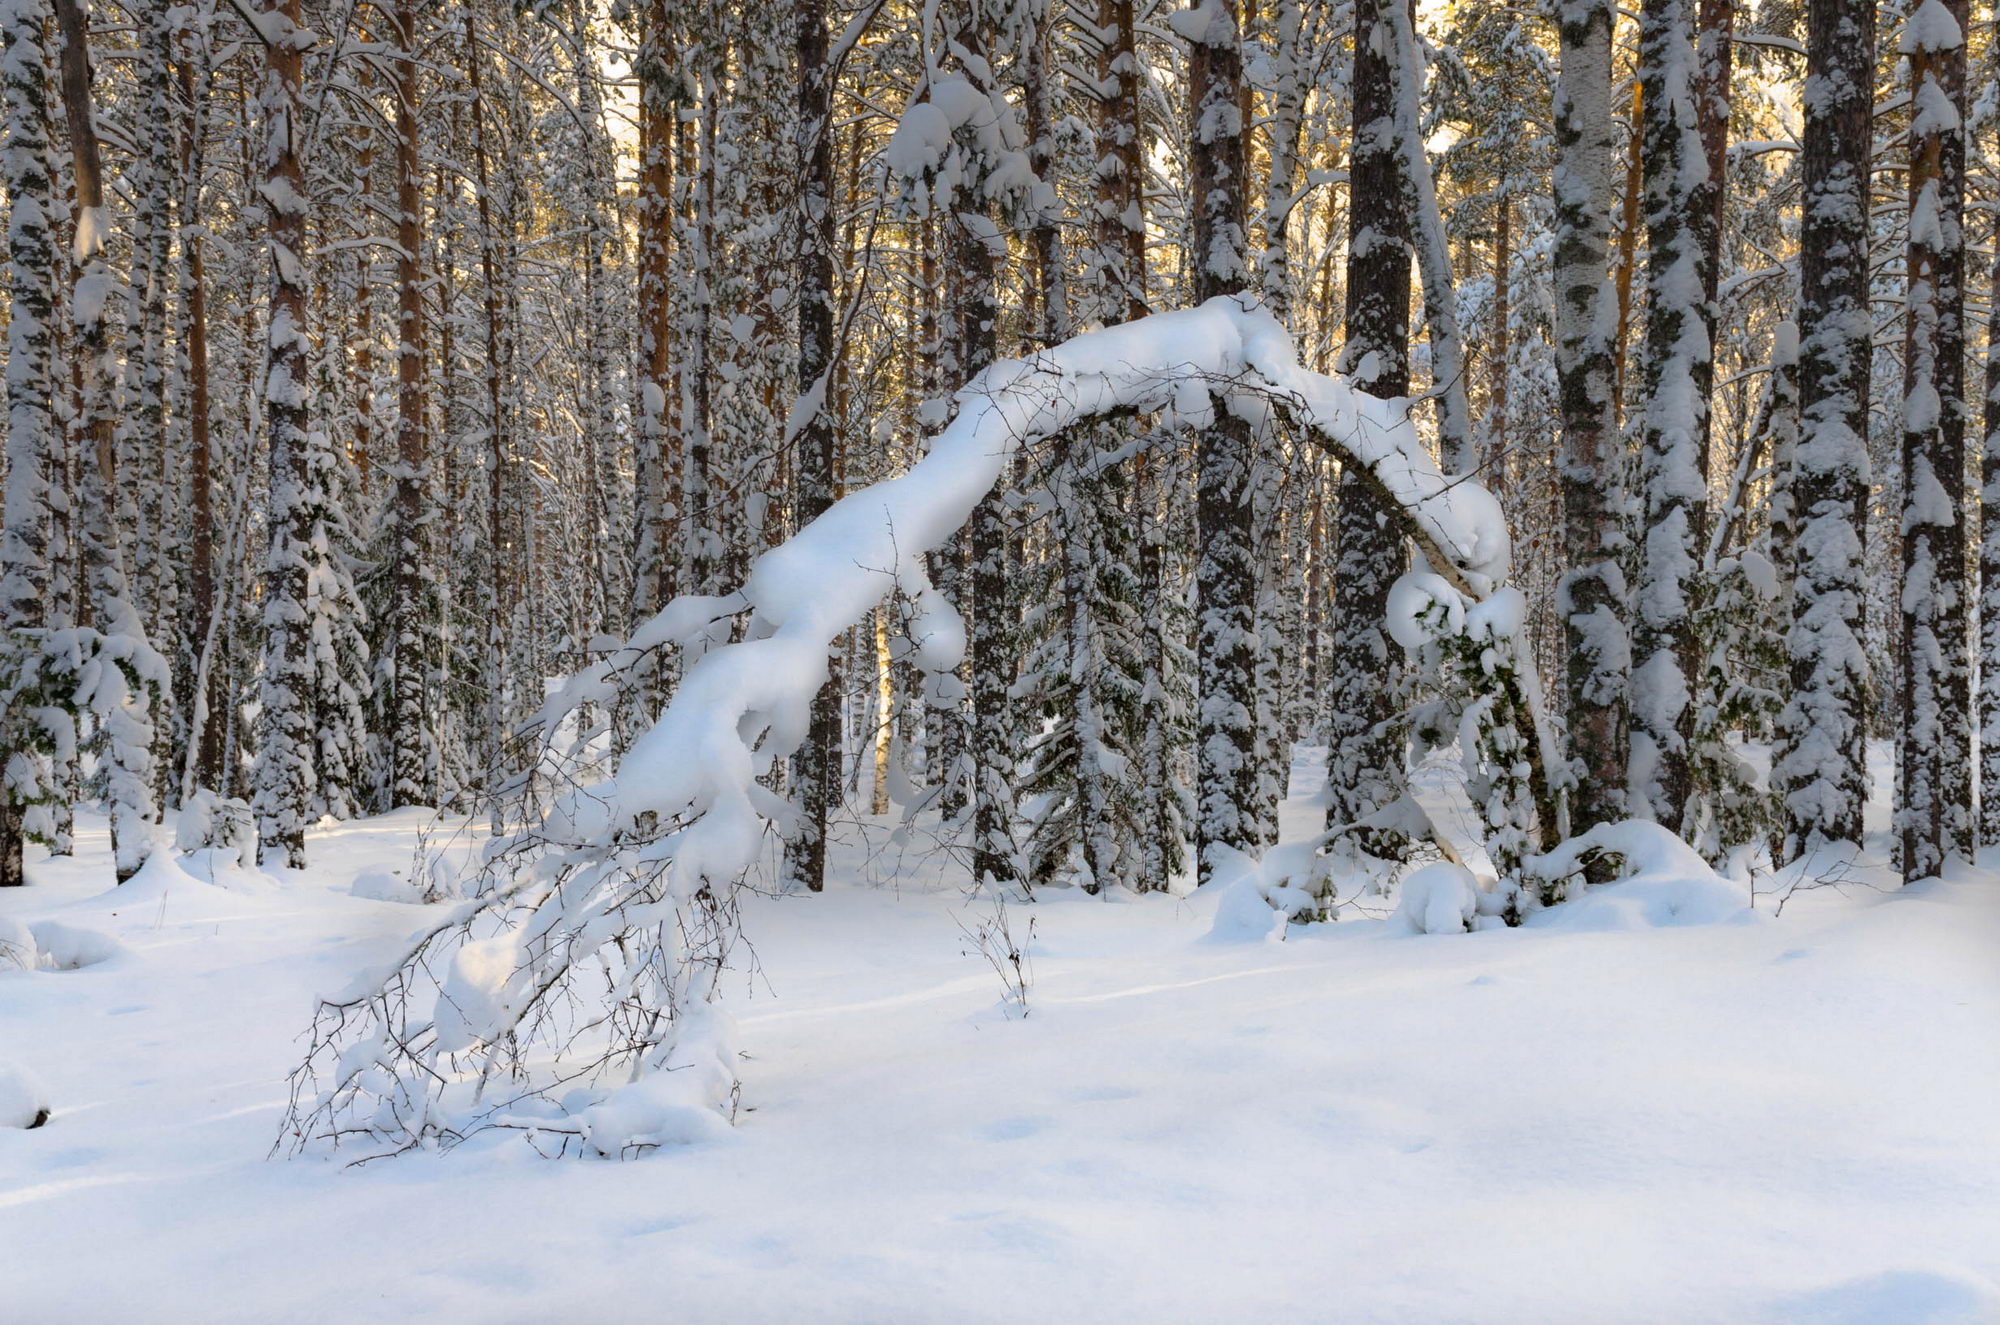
[1249,0,1309,852]
[465,10,511,826]
[1695,0,1732,430]
[630,0,677,643]
[1984,212,2000,848]
[1184,0,1260,888]
[178,30,226,801]
[570,6,626,641]
[1102,0,1184,890]
[780,0,839,894]
[1777,0,1874,859]
[1325,0,1410,847]
[960,172,1015,895]
[129,0,178,791]
[252,0,315,869]
[1384,0,1473,478]
[386,0,430,809]
[1014,0,1149,894]
[1629,0,1713,832]
[1554,0,1629,841]
[0,0,57,887]
[1898,0,1972,882]
[55,0,157,882]
[682,53,721,601]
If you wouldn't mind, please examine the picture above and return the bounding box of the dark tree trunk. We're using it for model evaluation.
[1325,0,1409,843]
[781,0,840,893]
[1777,0,1874,858]
[1187,0,1259,888]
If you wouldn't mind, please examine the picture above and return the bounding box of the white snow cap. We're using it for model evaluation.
[1900,0,1964,53]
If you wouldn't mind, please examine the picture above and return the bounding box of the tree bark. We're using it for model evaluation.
[781,0,839,893]
[1554,0,1628,840]
[1325,0,1409,846]
[1777,0,1874,858]
[1188,0,1259,888]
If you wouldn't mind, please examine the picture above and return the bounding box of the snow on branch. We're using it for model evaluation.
[280,297,1512,1162]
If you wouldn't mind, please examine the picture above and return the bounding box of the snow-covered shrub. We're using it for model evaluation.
[1391,862,1482,935]
[2,626,165,882]
[1391,572,1563,896]
[1522,821,1755,929]
[1686,342,1791,868]
[0,914,34,971]
[176,789,257,870]
[0,1059,48,1128]
[349,868,420,903]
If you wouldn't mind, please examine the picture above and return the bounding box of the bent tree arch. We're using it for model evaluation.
[280,297,1549,1162]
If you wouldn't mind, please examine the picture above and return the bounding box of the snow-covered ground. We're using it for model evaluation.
[3,765,1998,1323]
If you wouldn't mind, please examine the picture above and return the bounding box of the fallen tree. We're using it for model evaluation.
[279,296,1545,1161]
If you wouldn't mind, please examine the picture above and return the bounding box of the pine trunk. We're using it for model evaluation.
[0,0,57,886]
[388,0,428,808]
[1898,0,1971,881]
[253,0,313,869]
[1778,0,1874,858]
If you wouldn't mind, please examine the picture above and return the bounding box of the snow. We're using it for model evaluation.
[1900,0,1965,54]
[2,769,1995,1318]
[1391,861,1481,934]
[0,1058,47,1129]
[68,205,106,263]
[1524,819,1756,929]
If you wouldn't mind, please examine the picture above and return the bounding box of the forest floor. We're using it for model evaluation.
[2,751,1998,1323]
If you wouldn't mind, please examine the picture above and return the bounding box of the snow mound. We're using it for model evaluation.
[1392,862,1480,935]
[27,921,124,970]
[0,915,124,971]
[179,846,277,894]
[0,1059,50,1128]
[1526,821,1756,930]
[97,848,267,919]
[349,868,422,904]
